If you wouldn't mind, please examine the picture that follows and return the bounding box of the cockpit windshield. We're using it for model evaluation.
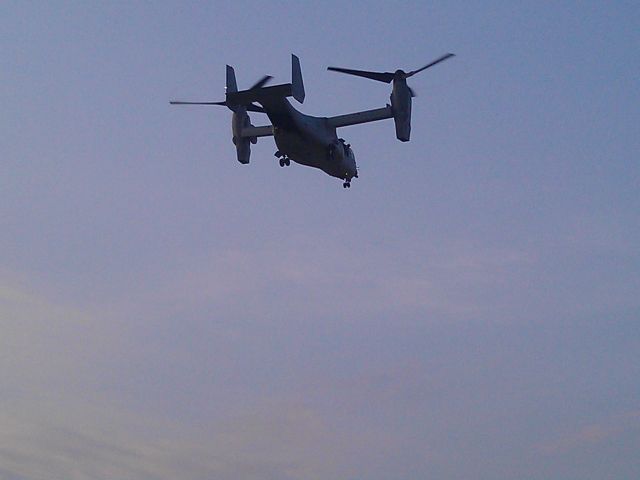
[339,138,352,156]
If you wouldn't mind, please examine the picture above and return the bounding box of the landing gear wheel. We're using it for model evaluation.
[343,181,351,188]
[279,159,286,167]
[285,158,290,166]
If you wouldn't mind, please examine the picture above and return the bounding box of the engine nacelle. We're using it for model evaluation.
[231,106,254,164]
[390,79,412,142]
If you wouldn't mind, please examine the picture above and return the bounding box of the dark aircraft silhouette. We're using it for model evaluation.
[171,53,454,188]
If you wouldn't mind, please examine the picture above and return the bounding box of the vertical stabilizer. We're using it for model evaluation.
[226,65,238,93]
[291,54,305,103]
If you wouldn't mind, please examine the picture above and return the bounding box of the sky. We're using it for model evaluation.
[1,1,639,478]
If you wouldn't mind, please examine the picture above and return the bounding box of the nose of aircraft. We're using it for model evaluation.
[347,148,357,179]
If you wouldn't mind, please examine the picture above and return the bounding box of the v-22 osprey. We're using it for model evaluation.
[171,53,454,188]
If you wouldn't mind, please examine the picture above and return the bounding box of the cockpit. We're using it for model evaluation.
[337,138,357,182]
[339,138,354,159]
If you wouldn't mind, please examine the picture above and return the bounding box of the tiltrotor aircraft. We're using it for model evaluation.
[171,53,454,188]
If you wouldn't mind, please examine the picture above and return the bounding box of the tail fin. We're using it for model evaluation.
[225,55,304,106]
[226,65,238,93]
[291,54,305,103]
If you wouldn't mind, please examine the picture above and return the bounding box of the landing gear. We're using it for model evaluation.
[275,151,290,167]
[343,180,351,188]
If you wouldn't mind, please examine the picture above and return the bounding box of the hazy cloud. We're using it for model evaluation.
[0,398,359,480]
[537,411,640,456]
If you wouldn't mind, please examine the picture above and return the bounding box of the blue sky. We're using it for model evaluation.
[1,1,639,478]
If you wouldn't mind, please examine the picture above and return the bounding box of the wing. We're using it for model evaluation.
[240,105,392,137]
[327,106,393,128]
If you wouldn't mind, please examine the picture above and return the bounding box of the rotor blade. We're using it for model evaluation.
[246,103,265,113]
[169,100,264,113]
[248,75,273,90]
[407,53,455,77]
[169,101,227,106]
[327,66,394,83]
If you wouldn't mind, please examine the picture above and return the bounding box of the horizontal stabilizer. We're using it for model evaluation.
[226,83,294,105]
[225,54,304,106]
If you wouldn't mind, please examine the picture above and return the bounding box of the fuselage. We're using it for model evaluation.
[259,97,358,181]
